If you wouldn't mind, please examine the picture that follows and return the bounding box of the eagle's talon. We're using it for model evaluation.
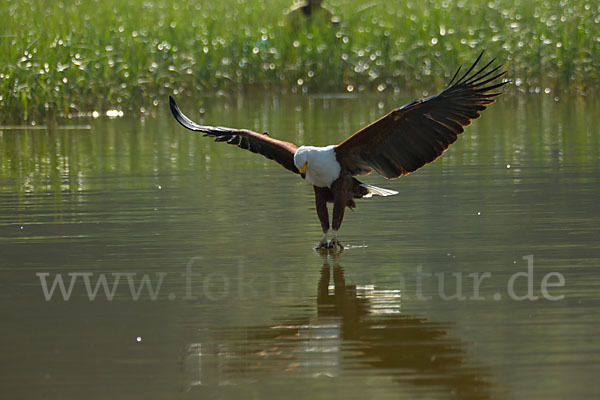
[316,238,329,250]
[328,238,343,250]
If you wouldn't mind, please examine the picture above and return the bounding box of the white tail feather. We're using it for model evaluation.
[360,183,398,198]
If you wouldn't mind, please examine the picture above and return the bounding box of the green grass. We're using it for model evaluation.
[1,0,599,122]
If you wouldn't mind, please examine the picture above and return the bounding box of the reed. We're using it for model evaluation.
[1,0,598,122]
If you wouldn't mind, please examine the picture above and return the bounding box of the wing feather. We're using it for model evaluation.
[335,52,508,178]
[169,96,300,174]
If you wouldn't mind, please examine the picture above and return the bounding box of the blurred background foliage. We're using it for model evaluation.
[1,0,599,123]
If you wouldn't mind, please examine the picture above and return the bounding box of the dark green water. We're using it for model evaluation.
[1,93,599,399]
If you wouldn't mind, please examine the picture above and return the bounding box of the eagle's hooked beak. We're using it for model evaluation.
[299,161,308,179]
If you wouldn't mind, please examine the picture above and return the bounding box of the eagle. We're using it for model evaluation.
[169,53,507,249]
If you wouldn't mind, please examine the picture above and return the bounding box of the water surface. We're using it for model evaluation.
[1,93,599,399]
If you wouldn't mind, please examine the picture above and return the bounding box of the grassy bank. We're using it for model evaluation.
[1,0,599,122]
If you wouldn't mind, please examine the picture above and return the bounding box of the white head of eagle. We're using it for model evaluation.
[294,145,342,188]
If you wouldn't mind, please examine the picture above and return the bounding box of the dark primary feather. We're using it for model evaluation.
[335,52,508,178]
[169,96,300,174]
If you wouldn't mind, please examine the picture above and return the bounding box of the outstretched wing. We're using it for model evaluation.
[335,52,508,178]
[169,96,300,174]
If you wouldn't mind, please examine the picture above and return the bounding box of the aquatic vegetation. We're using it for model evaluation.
[1,0,599,122]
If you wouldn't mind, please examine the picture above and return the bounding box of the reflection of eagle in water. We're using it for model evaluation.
[170,53,507,249]
[183,255,491,398]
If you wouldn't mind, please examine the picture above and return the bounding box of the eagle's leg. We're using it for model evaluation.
[330,181,348,250]
[314,187,330,249]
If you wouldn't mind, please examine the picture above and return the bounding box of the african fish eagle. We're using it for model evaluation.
[169,53,507,249]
